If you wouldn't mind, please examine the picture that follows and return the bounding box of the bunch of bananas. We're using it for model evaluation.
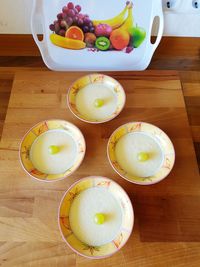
[93,1,146,50]
[93,1,134,33]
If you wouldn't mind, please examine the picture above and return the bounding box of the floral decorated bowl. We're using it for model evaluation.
[107,122,175,185]
[67,74,126,124]
[58,176,134,259]
[19,119,86,182]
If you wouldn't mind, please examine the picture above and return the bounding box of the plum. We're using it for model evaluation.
[95,24,112,37]
[84,32,96,47]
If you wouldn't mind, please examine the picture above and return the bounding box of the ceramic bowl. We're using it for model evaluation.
[107,122,175,185]
[19,119,86,182]
[58,176,134,259]
[67,74,126,124]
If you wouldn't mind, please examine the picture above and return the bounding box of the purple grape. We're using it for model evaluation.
[83,17,90,25]
[62,6,68,13]
[65,9,71,17]
[86,43,94,48]
[49,24,55,31]
[67,2,74,9]
[60,20,68,29]
[57,13,63,19]
[59,29,66,37]
[89,27,95,33]
[73,16,79,23]
[75,5,81,12]
[62,12,68,19]
[82,25,89,33]
[57,19,62,25]
[55,30,60,35]
[54,23,60,33]
[74,8,78,14]
[67,9,75,17]
[77,18,83,26]
[126,46,134,53]
[78,14,84,19]
[65,9,71,16]
[66,17,73,26]
[88,21,93,28]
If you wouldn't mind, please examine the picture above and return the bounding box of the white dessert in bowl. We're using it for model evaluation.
[69,187,122,247]
[107,122,175,185]
[115,132,164,178]
[67,74,126,123]
[30,129,77,175]
[58,176,134,259]
[19,120,85,182]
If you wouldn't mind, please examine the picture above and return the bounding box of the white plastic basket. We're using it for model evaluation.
[31,0,164,71]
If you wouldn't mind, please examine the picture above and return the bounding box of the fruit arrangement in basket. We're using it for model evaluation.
[49,1,146,53]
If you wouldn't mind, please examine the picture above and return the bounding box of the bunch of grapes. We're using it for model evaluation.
[49,2,95,37]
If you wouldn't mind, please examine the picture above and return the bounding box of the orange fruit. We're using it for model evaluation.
[65,26,84,41]
[110,29,130,50]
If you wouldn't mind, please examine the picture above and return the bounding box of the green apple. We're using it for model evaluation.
[129,26,146,48]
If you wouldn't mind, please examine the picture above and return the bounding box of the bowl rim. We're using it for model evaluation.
[19,119,86,183]
[67,73,126,124]
[107,121,176,186]
[58,176,134,259]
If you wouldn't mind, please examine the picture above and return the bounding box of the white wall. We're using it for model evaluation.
[0,0,33,34]
[0,0,199,36]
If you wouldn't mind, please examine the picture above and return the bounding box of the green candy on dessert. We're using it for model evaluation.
[94,98,104,108]
[137,152,149,162]
[48,145,59,155]
[94,213,105,224]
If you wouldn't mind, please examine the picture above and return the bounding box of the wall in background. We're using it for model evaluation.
[0,0,32,34]
[0,0,199,37]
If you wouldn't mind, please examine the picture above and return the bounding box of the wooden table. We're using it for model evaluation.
[0,70,200,267]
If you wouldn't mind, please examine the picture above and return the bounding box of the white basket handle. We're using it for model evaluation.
[149,0,164,54]
[31,0,45,54]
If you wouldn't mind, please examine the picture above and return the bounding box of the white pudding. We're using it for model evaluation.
[75,83,117,121]
[69,187,122,246]
[30,129,77,174]
[115,132,164,178]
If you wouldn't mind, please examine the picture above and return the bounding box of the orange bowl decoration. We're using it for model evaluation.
[58,176,134,259]
[19,120,86,182]
[67,74,126,124]
[107,122,175,185]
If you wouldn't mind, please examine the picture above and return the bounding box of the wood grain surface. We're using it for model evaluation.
[0,35,199,169]
[0,70,200,267]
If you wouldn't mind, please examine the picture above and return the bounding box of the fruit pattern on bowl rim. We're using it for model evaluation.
[58,176,134,259]
[19,119,86,182]
[107,122,175,185]
[67,73,126,123]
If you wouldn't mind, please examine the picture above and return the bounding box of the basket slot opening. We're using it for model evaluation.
[151,16,160,44]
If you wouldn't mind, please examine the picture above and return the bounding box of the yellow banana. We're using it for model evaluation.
[120,2,134,32]
[93,3,128,30]
[50,34,86,50]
